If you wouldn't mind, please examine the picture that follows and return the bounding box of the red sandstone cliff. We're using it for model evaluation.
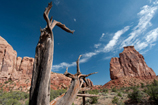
[110,46,156,80]
[0,36,71,91]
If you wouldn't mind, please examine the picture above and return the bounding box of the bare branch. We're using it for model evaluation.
[50,16,53,23]
[43,2,52,26]
[79,72,98,78]
[79,79,84,87]
[64,67,75,79]
[55,21,74,34]
[76,55,82,75]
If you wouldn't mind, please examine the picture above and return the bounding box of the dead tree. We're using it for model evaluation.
[29,2,74,105]
[50,55,97,105]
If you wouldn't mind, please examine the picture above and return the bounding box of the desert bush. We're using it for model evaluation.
[50,89,66,101]
[112,96,119,104]
[118,92,122,97]
[87,89,99,95]
[128,88,143,103]
[25,99,29,105]
[141,83,145,88]
[137,84,140,88]
[152,79,158,86]
[145,85,158,103]
[102,88,108,93]
[112,87,117,92]
[0,90,29,105]
[90,97,98,104]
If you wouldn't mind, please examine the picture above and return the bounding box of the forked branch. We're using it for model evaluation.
[64,67,75,79]
[43,2,52,27]
[43,2,74,33]
[63,55,97,81]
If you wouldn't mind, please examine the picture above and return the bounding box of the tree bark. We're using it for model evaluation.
[29,2,74,105]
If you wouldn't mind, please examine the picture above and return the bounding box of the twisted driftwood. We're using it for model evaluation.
[50,55,97,105]
[29,2,74,105]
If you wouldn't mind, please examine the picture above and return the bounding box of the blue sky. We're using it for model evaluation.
[1,0,158,85]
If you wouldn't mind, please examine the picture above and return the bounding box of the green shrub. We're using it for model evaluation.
[137,84,140,88]
[112,96,119,104]
[4,81,9,84]
[0,90,29,105]
[128,88,143,103]
[145,85,158,103]
[50,89,66,101]
[25,99,29,105]
[141,83,145,88]
[102,88,108,93]
[2,98,22,105]
[87,89,99,95]
[90,97,98,104]
[112,87,117,92]
[118,92,122,97]
[152,79,158,86]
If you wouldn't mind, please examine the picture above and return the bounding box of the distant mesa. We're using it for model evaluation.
[110,46,156,80]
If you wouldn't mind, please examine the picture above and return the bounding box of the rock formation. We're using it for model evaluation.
[0,36,71,91]
[82,78,93,87]
[110,46,156,80]
[50,73,71,90]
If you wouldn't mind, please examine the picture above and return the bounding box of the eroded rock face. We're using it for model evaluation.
[0,36,18,81]
[110,46,156,80]
[50,73,71,90]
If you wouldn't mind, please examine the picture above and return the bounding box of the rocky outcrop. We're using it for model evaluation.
[0,36,34,82]
[50,73,71,90]
[110,46,156,80]
[0,36,71,91]
[82,78,93,87]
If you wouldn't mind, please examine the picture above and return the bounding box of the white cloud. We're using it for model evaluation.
[146,28,158,43]
[74,18,76,22]
[104,56,112,60]
[52,26,129,71]
[100,33,105,39]
[52,1,158,72]
[135,41,148,51]
[94,43,101,48]
[131,27,158,52]
[103,26,130,52]
[83,52,98,58]
[153,0,158,4]
[121,4,158,48]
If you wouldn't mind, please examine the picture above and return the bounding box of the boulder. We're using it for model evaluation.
[110,46,156,80]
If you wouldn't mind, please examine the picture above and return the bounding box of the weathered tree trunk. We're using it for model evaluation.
[50,55,97,105]
[29,2,74,105]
